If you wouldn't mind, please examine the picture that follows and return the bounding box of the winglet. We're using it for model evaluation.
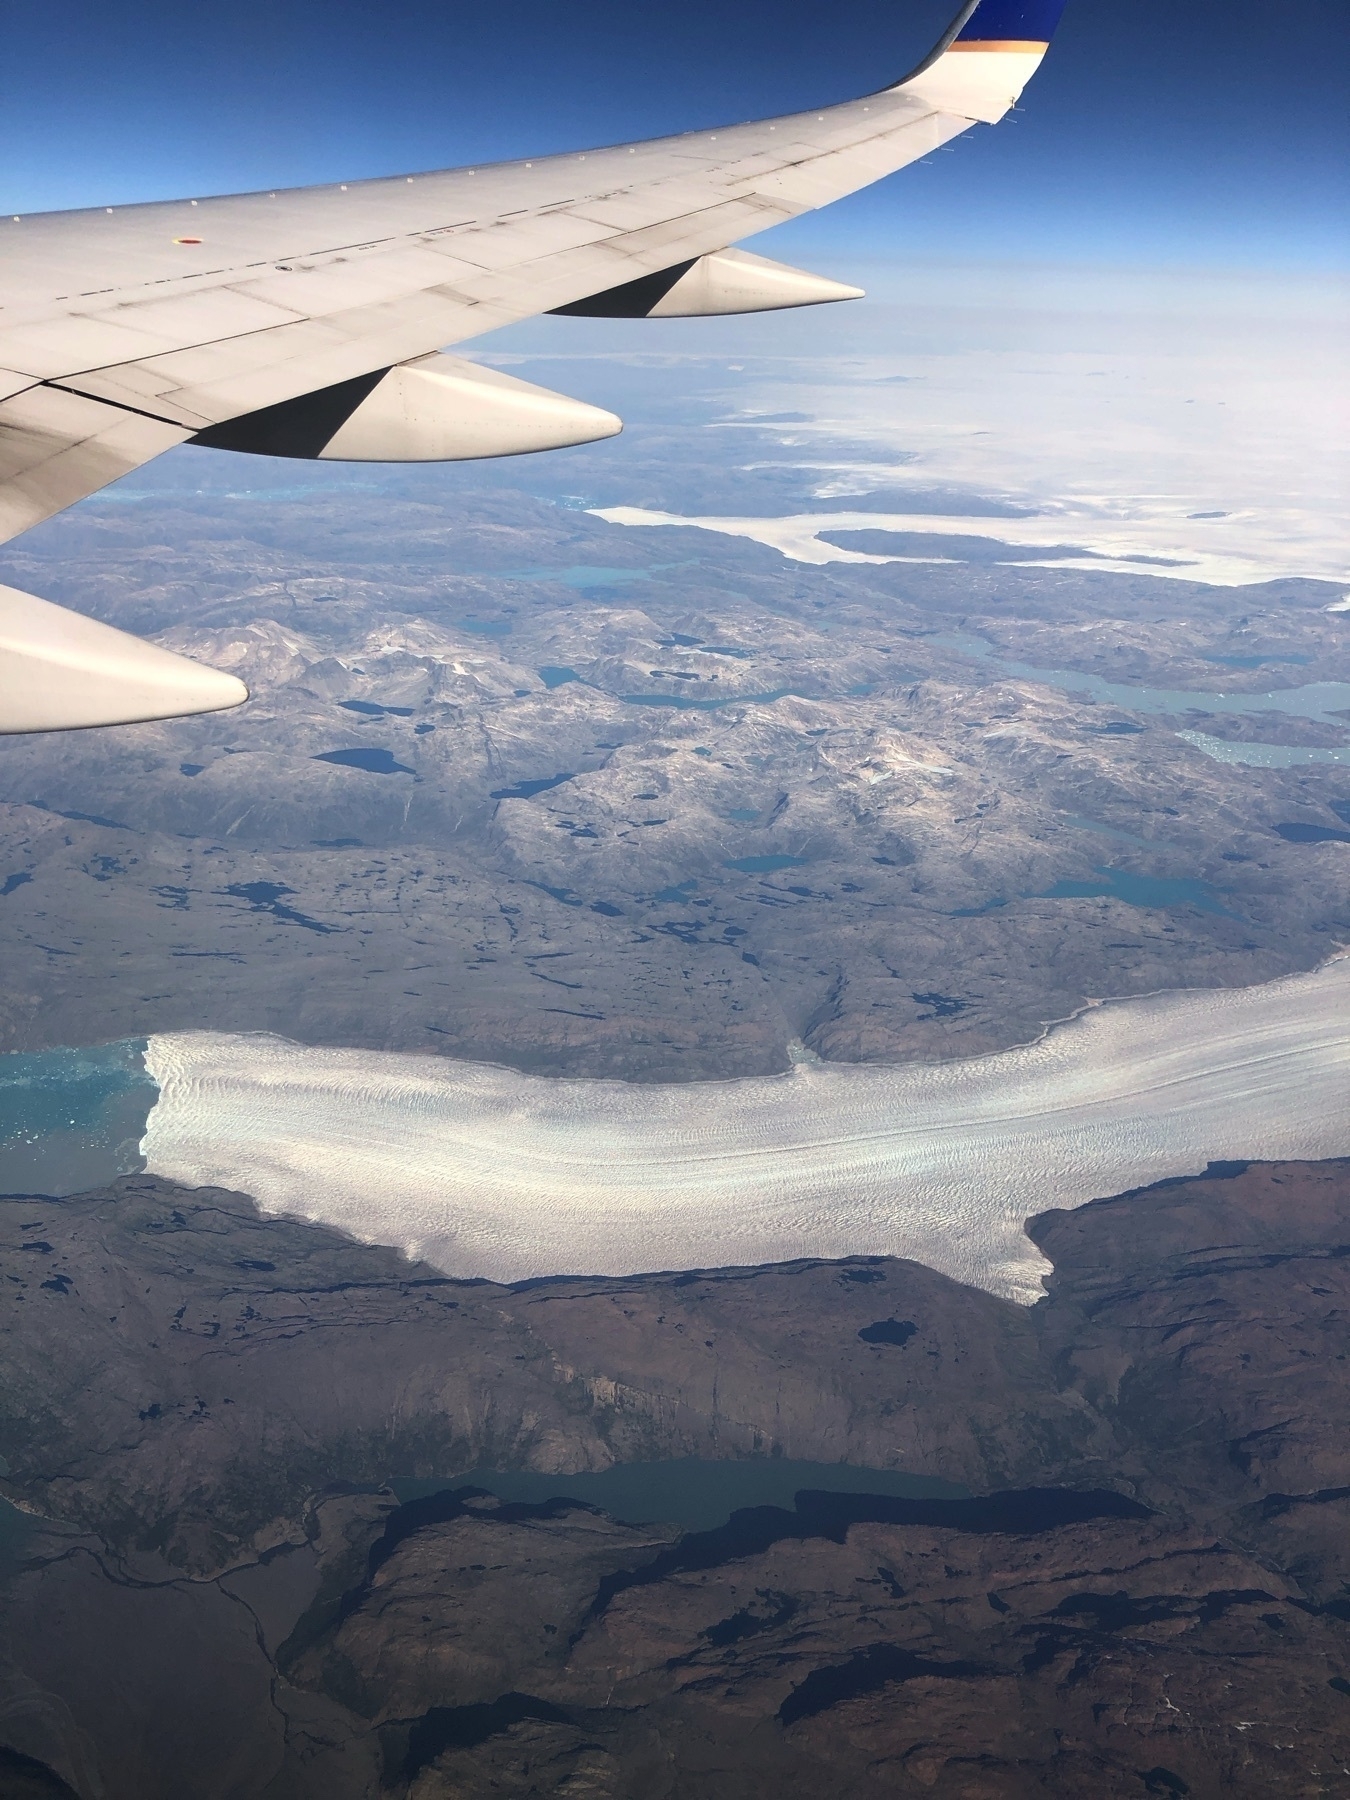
[952,0,1069,48]
[891,0,1067,87]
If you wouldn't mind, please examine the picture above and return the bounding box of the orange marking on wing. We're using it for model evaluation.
[948,40,1049,52]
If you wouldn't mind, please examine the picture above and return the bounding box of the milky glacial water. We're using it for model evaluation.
[924,631,1350,727]
[1175,729,1349,769]
[0,1041,155,1196]
[141,960,1350,1304]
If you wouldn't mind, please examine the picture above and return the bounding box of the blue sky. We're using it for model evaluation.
[5,0,1346,269]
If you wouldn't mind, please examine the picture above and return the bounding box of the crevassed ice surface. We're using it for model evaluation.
[141,960,1350,1304]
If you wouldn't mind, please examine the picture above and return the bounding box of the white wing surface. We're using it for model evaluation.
[0,0,1066,729]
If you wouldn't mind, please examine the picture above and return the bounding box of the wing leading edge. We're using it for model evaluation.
[0,0,1066,730]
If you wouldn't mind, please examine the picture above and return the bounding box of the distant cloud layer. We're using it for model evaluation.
[496,262,1349,590]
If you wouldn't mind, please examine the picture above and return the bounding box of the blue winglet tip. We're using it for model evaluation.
[955,0,1068,44]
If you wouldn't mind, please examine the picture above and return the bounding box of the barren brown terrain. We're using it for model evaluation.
[0,1158,1345,1797]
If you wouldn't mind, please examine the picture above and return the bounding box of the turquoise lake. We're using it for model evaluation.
[0,1041,157,1196]
[1036,866,1244,920]
[931,631,1350,764]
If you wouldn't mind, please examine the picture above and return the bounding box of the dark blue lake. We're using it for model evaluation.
[313,748,416,776]
[490,772,575,801]
[392,1457,967,1532]
[338,699,414,717]
[1274,821,1350,846]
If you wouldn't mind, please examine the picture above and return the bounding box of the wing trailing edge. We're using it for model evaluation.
[0,381,191,543]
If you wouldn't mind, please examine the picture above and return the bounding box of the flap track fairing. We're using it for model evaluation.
[552,249,864,319]
[191,356,622,464]
[0,585,247,734]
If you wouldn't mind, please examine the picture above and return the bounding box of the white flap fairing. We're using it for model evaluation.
[0,585,247,733]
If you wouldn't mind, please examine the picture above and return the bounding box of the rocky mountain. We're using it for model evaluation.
[1,458,1346,1079]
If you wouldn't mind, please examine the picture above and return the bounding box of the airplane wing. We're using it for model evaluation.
[0,0,1067,731]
